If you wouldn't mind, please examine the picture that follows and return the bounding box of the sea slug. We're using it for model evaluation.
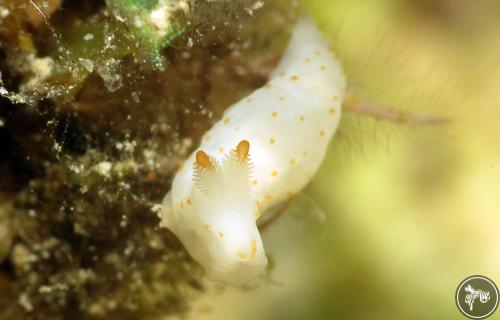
[161,16,346,285]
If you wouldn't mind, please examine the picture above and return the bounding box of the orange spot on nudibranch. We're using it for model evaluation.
[333,96,338,102]
[195,150,213,169]
[290,158,296,166]
[264,83,272,89]
[236,140,250,161]
[279,96,285,102]
[329,108,336,114]
[320,65,326,71]
[303,150,309,156]
[272,112,278,117]
[218,147,225,153]
[287,191,294,197]
[218,231,224,238]
[269,138,276,144]
[290,75,299,81]
[238,251,247,259]
[187,198,192,205]
[266,194,273,201]
[272,170,278,177]
[299,116,305,122]
[320,130,325,137]
[223,118,230,125]
[252,179,258,185]
[203,224,211,229]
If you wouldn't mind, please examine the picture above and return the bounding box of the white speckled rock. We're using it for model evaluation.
[161,16,346,285]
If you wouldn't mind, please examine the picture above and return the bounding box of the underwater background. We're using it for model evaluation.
[1,0,499,319]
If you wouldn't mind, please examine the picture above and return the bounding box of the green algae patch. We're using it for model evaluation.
[106,0,190,70]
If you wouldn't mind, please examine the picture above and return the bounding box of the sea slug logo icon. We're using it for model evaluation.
[456,276,499,319]
[465,284,491,311]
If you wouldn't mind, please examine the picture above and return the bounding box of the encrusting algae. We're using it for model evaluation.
[0,0,298,318]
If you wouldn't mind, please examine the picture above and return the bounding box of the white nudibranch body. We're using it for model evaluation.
[161,17,346,285]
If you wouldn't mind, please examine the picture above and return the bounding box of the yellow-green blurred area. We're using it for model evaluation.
[185,0,500,319]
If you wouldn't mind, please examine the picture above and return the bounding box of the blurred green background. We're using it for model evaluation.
[185,0,500,319]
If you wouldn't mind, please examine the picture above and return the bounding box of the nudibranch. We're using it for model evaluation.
[161,16,346,285]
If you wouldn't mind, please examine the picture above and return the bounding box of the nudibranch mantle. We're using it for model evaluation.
[161,17,346,285]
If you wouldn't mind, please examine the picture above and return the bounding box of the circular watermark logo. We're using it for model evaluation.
[456,275,499,319]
